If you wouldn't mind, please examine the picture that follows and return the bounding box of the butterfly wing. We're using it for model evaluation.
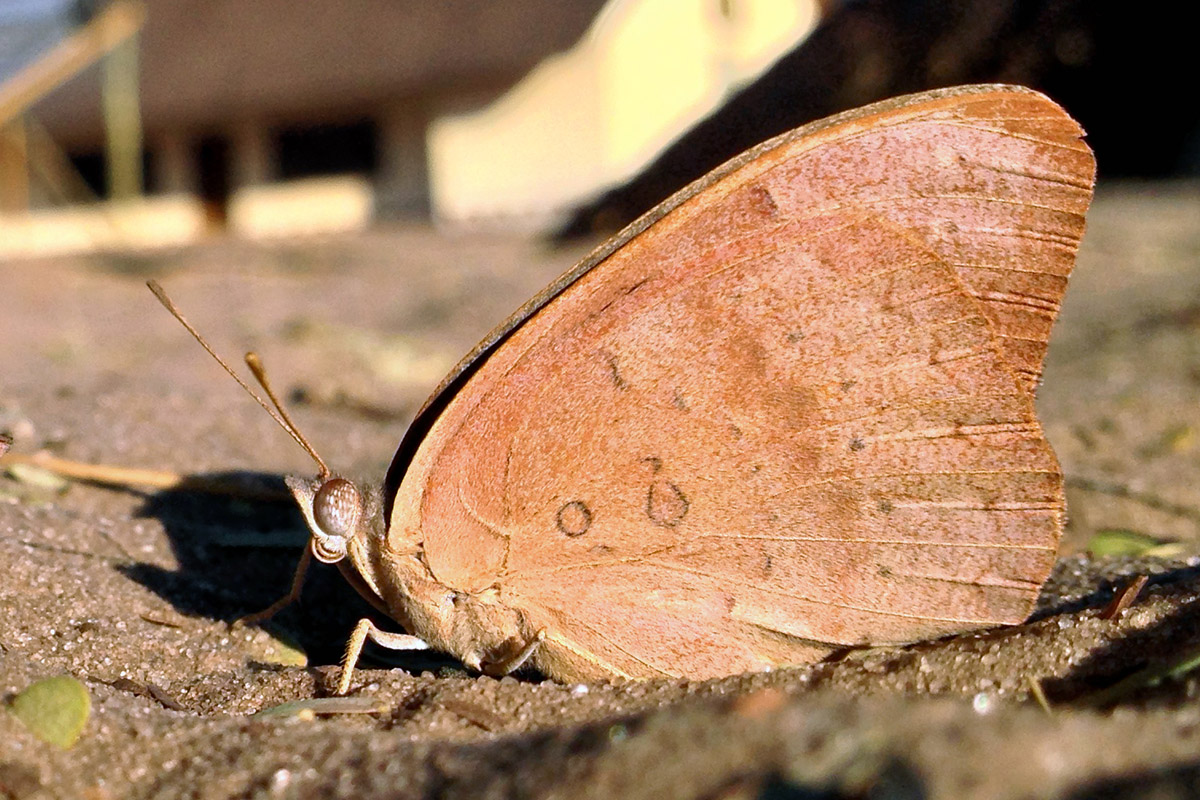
[386,85,1094,680]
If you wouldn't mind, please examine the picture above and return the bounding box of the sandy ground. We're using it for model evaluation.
[2,183,1200,799]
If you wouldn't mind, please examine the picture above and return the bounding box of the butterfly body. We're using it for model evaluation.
[287,474,537,676]
[256,84,1094,686]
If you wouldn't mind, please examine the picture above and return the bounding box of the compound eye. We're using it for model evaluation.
[313,478,363,539]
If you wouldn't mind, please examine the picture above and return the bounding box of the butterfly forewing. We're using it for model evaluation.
[386,86,1094,681]
[776,89,1094,390]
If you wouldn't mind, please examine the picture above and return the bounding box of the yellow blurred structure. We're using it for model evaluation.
[228,177,374,240]
[0,195,204,257]
[429,0,818,226]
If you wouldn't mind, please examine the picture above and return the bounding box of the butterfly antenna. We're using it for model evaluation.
[242,351,330,476]
[147,280,331,478]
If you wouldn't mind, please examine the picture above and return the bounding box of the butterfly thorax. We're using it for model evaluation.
[361,523,535,673]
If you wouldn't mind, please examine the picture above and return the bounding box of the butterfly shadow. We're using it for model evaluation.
[122,471,457,672]
[1035,562,1200,707]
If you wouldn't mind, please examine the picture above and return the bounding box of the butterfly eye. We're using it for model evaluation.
[310,478,363,562]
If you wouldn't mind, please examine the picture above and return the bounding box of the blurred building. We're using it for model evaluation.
[1,0,614,252]
[3,0,1194,256]
[17,0,608,214]
[0,0,822,254]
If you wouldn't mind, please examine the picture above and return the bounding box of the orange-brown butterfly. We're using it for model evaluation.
[154,84,1094,692]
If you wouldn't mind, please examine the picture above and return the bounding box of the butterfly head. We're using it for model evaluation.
[286,474,369,564]
[146,281,380,566]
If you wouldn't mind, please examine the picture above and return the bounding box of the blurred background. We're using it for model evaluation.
[1,0,1195,257]
[0,0,1199,708]
[3,6,1200,776]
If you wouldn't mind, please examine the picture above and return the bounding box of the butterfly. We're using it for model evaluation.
[154,84,1094,692]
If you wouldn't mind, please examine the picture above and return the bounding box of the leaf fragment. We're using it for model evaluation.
[8,676,91,749]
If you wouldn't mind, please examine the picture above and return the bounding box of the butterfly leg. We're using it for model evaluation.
[337,618,431,695]
[482,628,546,677]
[232,546,312,627]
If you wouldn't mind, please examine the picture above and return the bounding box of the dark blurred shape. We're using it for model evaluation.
[68,0,106,27]
[277,120,377,181]
[1064,762,1200,800]
[749,758,926,800]
[560,0,1198,238]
